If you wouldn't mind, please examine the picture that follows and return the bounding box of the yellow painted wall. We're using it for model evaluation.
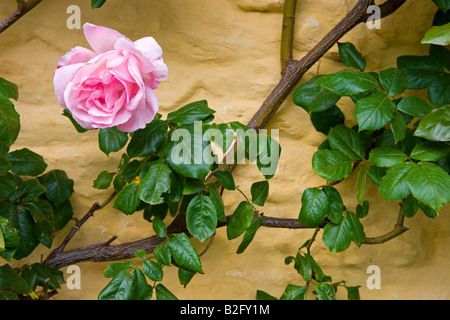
[0,0,448,300]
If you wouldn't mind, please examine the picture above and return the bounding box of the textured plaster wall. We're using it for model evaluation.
[0,0,448,300]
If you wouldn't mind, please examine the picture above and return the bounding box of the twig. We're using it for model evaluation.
[45,191,117,260]
[364,206,409,244]
[280,0,298,69]
[0,0,44,34]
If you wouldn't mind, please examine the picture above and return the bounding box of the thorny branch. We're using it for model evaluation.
[0,0,44,34]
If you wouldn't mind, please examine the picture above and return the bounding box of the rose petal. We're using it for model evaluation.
[54,63,85,108]
[83,23,131,54]
[57,46,96,68]
[134,37,163,62]
[116,87,158,132]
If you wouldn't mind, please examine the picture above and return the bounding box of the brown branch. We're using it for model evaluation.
[0,0,44,34]
[44,213,317,269]
[280,0,298,69]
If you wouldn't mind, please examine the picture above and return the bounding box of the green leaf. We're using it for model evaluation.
[181,178,205,195]
[134,250,146,260]
[155,283,178,300]
[227,201,254,240]
[390,110,407,143]
[411,142,449,162]
[328,125,365,160]
[312,150,354,181]
[113,181,140,215]
[152,216,167,238]
[0,203,39,259]
[379,68,409,96]
[379,162,414,201]
[61,109,89,133]
[310,105,345,135]
[93,171,116,189]
[0,157,11,176]
[0,291,18,300]
[256,134,281,179]
[7,148,47,177]
[430,45,450,70]
[280,284,306,300]
[143,203,168,222]
[98,271,133,300]
[346,212,365,246]
[418,201,438,218]
[126,120,168,158]
[0,217,19,261]
[138,161,171,205]
[322,219,352,253]
[38,170,74,207]
[298,188,329,228]
[130,268,152,300]
[17,178,47,203]
[98,127,128,156]
[91,0,107,8]
[167,171,183,202]
[213,171,235,190]
[167,233,203,273]
[428,73,450,107]
[304,253,326,282]
[407,162,450,213]
[356,164,367,205]
[250,181,269,206]
[293,75,341,112]
[316,283,336,300]
[337,42,366,71]
[208,183,226,223]
[0,264,30,294]
[403,195,418,218]
[433,0,450,12]
[356,200,369,218]
[322,186,344,224]
[256,290,278,300]
[27,200,55,248]
[397,96,432,117]
[293,253,312,281]
[104,261,134,278]
[186,194,217,242]
[236,216,263,254]
[315,70,378,96]
[52,199,73,231]
[421,22,450,45]
[142,260,163,282]
[397,55,444,89]
[0,77,19,100]
[29,263,63,290]
[415,105,450,142]
[346,286,361,300]
[178,268,195,288]
[167,100,215,125]
[165,123,213,181]
[153,243,172,266]
[355,92,395,131]
[368,146,408,167]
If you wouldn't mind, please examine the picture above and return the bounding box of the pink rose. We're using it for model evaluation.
[54,23,168,132]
